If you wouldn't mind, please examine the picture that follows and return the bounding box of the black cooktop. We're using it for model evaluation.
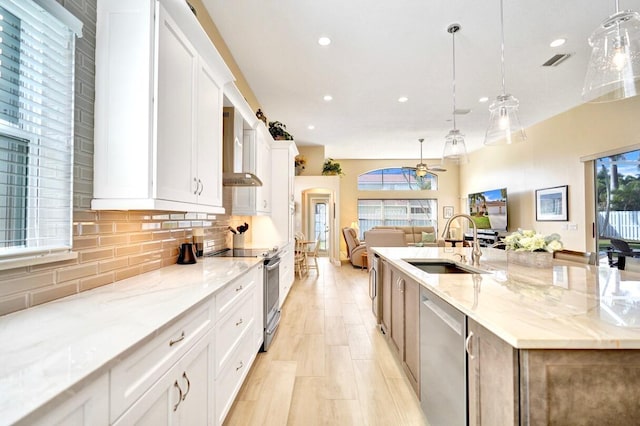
[207,247,280,260]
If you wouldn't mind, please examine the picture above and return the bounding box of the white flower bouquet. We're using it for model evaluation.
[503,229,563,253]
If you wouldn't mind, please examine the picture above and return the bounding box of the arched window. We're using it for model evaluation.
[357,167,438,191]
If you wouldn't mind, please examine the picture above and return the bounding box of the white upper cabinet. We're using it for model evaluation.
[92,0,233,213]
[270,141,298,243]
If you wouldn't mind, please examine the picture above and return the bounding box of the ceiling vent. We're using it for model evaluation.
[542,53,571,67]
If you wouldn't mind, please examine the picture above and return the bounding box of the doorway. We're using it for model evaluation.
[594,148,640,256]
[300,187,337,262]
[309,195,330,256]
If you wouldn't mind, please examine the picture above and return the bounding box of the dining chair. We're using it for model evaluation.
[294,237,308,278]
[553,249,597,265]
[306,235,320,274]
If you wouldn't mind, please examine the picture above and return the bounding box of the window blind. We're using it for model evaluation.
[0,0,80,258]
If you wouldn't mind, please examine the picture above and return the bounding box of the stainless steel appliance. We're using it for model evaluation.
[222,107,262,187]
[420,286,467,426]
[208,247,281,351]
[369,253,381,321]
[261,254,281,351]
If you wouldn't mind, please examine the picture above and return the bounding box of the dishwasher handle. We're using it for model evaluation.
[422,299,463,336]
[368,268,376,300]
[465,331,475,359]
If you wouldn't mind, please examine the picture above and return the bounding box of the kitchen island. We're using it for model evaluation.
[373,246,640,425]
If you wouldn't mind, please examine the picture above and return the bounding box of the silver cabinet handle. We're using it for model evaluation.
[465,332,475,359]
[169,331,185,347]
[181,372,190,401]
[397,278,405,293]
[193,177,198,195]
[173,380,183,411]
[198,178,203,195]
[236,360,244,371]
[235,284,243,292]
[236,318,243,326]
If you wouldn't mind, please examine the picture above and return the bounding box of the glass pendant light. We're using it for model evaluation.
[484,0,526,146]
[442,23,469,164]
[582,0,640,103]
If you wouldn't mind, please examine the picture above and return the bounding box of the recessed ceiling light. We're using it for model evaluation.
[398,96,409,103]
[308,125,315,130]
[550,38,566,48]
[318,37,331,46]
[478,96,489,103]
[323,95,333,101]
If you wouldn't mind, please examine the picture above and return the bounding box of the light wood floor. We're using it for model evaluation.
[223,257,428,426]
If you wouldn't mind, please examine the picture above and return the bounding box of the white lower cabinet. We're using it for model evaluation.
[24,374,109,426]
[113,329,214,426]
[109,302,213,421]
[21,264,264,425]
[214,264,262,424]
[215,330,255,425]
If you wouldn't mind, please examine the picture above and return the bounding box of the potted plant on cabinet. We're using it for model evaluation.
[294,155,306,175]
[322,158,344,176]
[268,121,294,140]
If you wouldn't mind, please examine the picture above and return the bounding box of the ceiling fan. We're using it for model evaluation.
[401,138,446,190]
[402,138,447,177]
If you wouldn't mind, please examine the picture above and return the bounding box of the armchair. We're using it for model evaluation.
[342,227,367,268]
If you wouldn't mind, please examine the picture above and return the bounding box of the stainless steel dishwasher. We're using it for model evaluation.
[420,286,467,426]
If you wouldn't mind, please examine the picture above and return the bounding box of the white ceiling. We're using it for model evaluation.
[201,0,640,160]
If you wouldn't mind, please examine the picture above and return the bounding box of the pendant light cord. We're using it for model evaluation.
[452,27,457,130]
[500,0,506,95]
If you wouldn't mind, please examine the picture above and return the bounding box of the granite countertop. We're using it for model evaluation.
[372,246,640,350]
[0,257,261,426]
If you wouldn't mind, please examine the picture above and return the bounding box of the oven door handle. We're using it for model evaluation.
[266,310,281,335]
[265,258,281,271]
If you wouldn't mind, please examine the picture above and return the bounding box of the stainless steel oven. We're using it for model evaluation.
[207,246,282,351]
[262,255,281,351]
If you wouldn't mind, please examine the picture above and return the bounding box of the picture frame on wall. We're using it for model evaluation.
[443,206,454,219]
[535,185,568,221]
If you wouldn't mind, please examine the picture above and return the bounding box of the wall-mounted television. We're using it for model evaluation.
[468,188,508,231]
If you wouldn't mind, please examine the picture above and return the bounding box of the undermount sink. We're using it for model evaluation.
[406,260,483,274]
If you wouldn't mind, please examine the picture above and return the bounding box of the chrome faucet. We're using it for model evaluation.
[441,213,482,267]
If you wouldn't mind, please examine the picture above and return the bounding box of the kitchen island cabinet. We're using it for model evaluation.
[373,246,640,425]
[381,258,392,335]
[92,0,233,213]
[467,318,519,426]
[383,263,420,395]
[468,318,640,425]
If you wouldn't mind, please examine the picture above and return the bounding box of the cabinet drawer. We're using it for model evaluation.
[215,332,256,425]
[113,329,214,426]
[215,291,255,376]
[109,300,213,422]
[216,265,259,317]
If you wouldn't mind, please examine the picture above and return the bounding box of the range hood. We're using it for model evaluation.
[222,106,262,187]
[223,172,262,187]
